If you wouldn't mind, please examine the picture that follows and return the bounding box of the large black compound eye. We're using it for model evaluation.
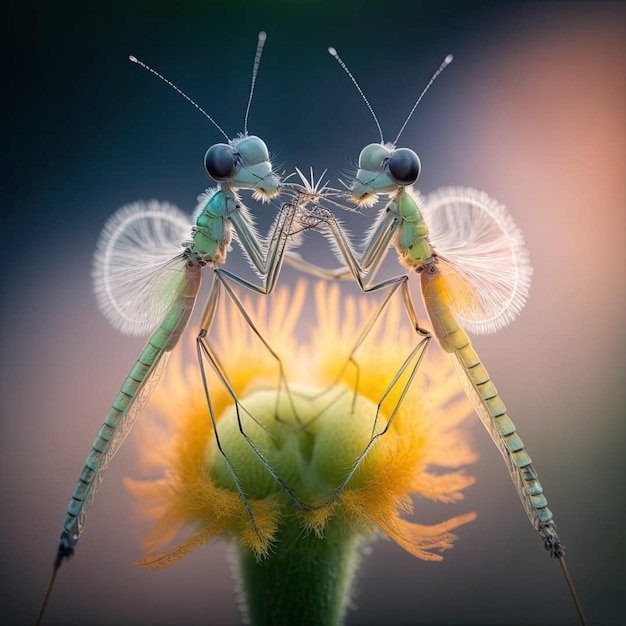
[204,143,237,181]
[387,148,421,186]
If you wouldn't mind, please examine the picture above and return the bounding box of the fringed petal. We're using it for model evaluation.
[410,471,477,502]
[126,280,478,568]
[373,510,477,561]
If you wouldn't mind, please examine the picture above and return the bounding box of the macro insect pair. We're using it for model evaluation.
[37,31,587,626]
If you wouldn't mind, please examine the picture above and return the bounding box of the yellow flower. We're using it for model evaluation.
[126,279,477,570]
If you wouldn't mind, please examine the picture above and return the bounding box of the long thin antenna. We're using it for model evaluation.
[393,54,453,145]
[129,55,230,142]
[244,31,267,135]
[328,46,384,144]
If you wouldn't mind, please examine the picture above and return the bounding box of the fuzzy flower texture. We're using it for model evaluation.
[126,280,477,616]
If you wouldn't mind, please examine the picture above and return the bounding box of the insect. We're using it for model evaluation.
[36,32,316,624]
[289,47,587,625]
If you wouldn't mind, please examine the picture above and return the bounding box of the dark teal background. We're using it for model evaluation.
[3,1,625,625]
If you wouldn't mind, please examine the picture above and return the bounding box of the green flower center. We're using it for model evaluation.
[206,382,381,503]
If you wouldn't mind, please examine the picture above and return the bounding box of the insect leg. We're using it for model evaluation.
[196,270,312,513]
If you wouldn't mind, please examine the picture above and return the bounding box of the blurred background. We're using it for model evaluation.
[3,1,625,624]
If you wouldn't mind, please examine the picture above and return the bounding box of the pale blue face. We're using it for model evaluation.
[351,142,421,203]
[204,134,280,197]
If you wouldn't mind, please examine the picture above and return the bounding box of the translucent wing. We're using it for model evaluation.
[423,187,532,334]
[93,200,193,335]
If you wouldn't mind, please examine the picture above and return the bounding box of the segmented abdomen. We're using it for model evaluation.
[60,265,201,550]
[420,267,562,553]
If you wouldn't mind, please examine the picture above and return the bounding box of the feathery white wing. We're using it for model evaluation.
[423,187,532,334]
[93,200,193,335]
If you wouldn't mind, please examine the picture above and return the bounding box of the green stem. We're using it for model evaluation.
[236,516,364,626]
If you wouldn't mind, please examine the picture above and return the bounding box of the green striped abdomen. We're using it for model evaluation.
[62,266,201,547]
[454,342,555,527]
[421,267,560,550]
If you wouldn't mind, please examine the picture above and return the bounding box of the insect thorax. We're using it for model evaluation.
[391,189,434,267]
[186,188,233,264]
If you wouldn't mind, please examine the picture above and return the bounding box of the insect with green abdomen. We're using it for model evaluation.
[37,32,315,624]
[289,45,587,625]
